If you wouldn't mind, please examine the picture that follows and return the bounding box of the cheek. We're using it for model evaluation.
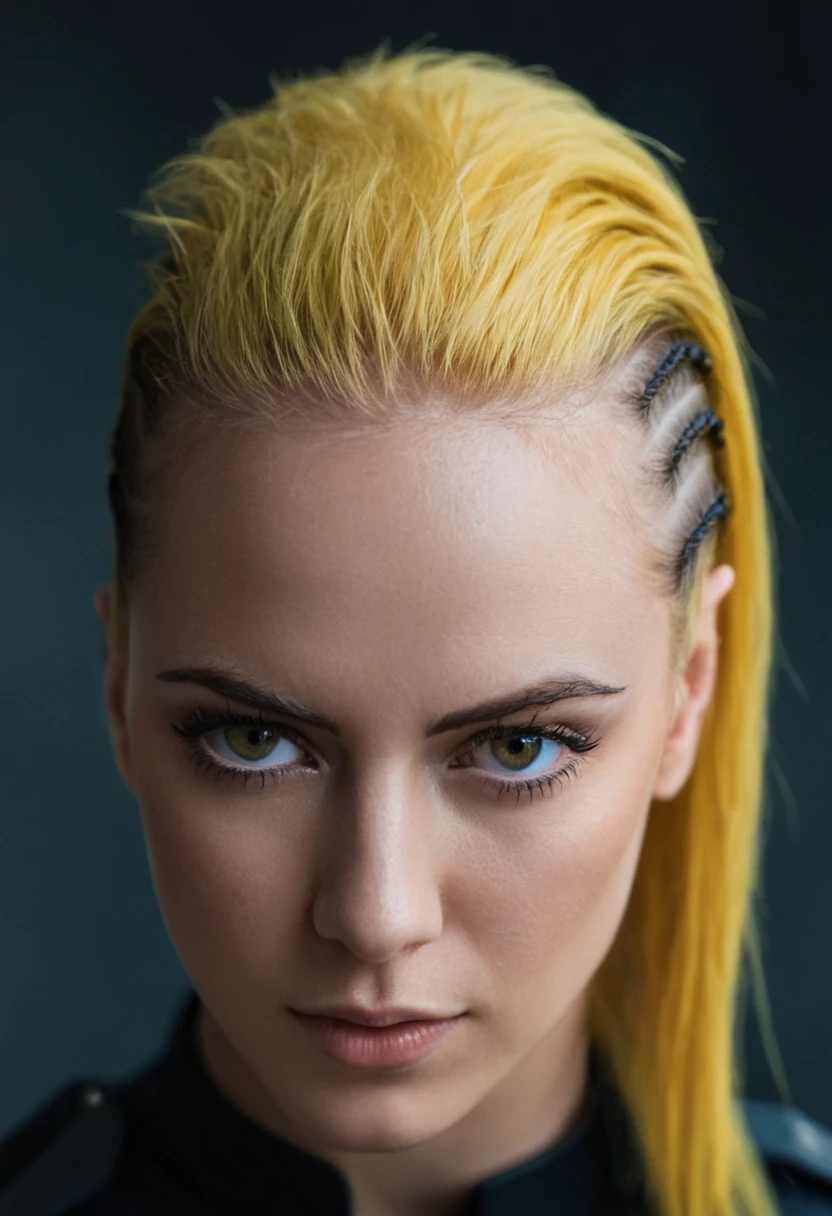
[132,743,307,989]
[472,759,655,1014]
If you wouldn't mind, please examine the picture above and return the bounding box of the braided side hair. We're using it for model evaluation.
[614,333,731,665]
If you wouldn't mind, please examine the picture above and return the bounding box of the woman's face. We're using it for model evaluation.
[97,384,732,1203]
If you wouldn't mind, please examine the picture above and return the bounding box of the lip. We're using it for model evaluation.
[291,1011,465,1069]
[291,1005,461,1028]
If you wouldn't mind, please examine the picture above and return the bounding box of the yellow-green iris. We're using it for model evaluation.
[490,735,542,772]
[224,725,279,762]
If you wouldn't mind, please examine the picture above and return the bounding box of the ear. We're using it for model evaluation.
[651,563,735,802]
[93,585,137,796]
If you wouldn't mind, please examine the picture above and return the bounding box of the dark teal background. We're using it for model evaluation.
[2,0,830,1139]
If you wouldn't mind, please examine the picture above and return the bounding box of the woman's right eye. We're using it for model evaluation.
[170,709,313,786]
[206,721,305,768]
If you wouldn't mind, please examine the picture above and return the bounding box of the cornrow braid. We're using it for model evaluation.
[675,491,730,589]
[666,409,725,481]
[638,340,713,415]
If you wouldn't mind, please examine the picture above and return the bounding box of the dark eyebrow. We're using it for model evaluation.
[156,665,627,736]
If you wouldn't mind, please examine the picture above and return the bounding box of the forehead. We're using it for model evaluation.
[133,390,668,711]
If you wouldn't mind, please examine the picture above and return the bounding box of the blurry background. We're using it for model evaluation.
[2,0,830,1137]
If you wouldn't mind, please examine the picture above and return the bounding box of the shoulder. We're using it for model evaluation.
[0,1081,124,1215]
[742,1095,832,1213]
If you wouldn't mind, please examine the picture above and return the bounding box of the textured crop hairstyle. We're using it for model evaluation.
[106,45,785,1216]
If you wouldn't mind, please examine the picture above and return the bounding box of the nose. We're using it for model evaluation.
[310,766,445,963]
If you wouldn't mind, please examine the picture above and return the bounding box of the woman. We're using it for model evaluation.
[2,46,831,1216]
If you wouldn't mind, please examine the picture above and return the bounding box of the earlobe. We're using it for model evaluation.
[94,587,112,663]
[94,585,110,632]
[94,585,136,796]
[651,563,735,803]
[651,645,713,802]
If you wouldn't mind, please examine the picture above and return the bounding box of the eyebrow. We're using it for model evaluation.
[155,665,628,736]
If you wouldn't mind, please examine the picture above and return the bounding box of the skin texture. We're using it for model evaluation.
[95,382,734,1216]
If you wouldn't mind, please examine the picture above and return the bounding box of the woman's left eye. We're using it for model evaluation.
[170,708,599,803]
[454,723,598,802]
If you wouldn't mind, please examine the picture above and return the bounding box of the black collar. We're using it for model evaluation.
[118,991,650,1215]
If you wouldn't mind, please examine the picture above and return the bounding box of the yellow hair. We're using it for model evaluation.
[111,45,784,1216]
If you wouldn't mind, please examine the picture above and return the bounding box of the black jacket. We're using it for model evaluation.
[1,992,831,1215]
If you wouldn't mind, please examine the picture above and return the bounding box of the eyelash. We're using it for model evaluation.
[169,707,601,806]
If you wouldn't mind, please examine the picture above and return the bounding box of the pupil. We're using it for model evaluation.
[493,735,542,771]
[225,724,276,762]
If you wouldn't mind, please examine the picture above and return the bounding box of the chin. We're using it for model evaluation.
[286,1094,455,1155]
